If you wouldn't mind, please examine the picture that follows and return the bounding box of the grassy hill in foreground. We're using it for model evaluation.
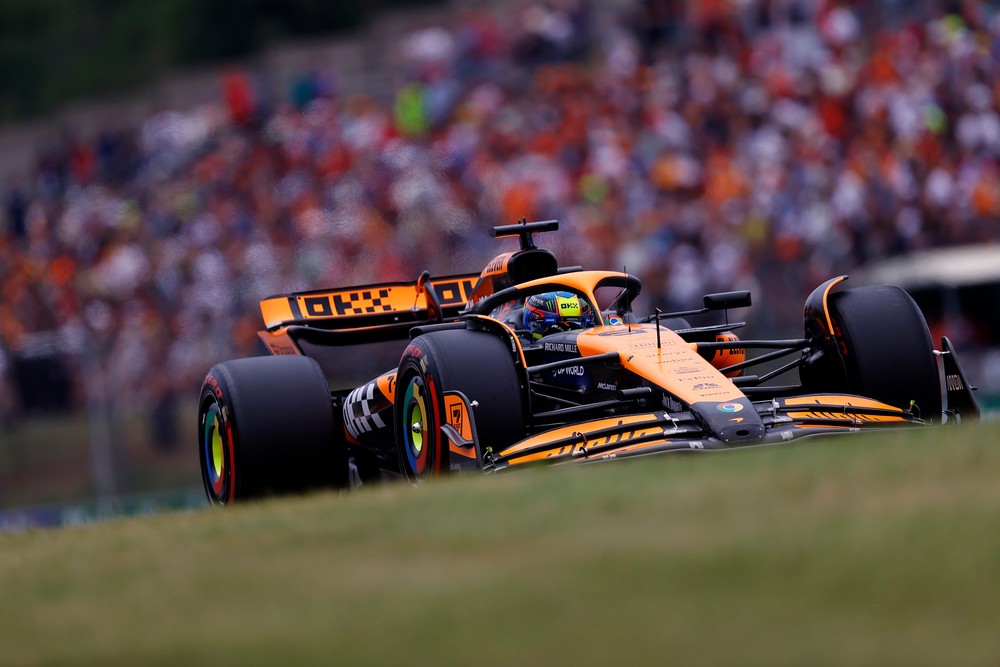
[2,420,999,666]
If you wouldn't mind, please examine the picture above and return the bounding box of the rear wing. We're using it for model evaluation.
[257,220,565,354]
[259,272,479,349]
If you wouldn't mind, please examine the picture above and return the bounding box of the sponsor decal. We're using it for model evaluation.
[674,366,702,374]
[304,288,393,317]
[658,351,699,358]
[624,341,670,350]
[297,279,475,318]
[662,395,682,410]
[482,254,511,276]
[714,333,745,356]
[594,420,649,447]
[265,340,298,355]
[205,374,223,399]
[624,336,690,350]
[606,314,623,325]
[557,298,580,313]
[376,372,397,400]
[655,352,696,363]
[701,390,738,398]
[597,329,650,337]
[554,366,586,376]
[716,402,744,413]
[432,279,476,306]
[597,382,617,391]
[787,410,903,423]
[692,383,720,391]
[443,394,473,442]
[544,342,579,353]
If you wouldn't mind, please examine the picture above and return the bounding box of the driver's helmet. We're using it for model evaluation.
[523,291,595,340]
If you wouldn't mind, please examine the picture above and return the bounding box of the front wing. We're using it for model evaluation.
[479,394,920,470]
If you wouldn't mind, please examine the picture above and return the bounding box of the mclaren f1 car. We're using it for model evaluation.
[198,220,981,504]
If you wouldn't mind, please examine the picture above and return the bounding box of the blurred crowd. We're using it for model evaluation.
[2,0,999,432]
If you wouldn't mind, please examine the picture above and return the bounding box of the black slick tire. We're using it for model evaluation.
[394,329,525,481]
[198,356,346,504]
[824,285,942,419]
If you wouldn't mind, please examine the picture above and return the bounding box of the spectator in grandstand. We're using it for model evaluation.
[1,0,998,440]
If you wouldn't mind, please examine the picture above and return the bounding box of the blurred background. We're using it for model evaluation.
[1,0,998,528]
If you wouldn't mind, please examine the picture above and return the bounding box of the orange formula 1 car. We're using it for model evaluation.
[198,220,981,504]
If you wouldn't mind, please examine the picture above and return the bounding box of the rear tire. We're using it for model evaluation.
[803,285,942,419]
[198,356,347,505]
[395,329,525,481]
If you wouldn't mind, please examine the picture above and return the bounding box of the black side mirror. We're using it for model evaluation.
[703,291,752,310]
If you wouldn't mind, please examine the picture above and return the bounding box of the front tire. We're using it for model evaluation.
[803,285,942,419]
[198,356,347,505]
[394,329,525,481]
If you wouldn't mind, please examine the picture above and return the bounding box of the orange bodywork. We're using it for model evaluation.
[708,332,746,377]
[575,326,744,405]
[783,395,908,423]
[375,371,397,401]
[444,393,478,460]
[500,413,666,465]
[259,273,479,331]
[490,269,747,412]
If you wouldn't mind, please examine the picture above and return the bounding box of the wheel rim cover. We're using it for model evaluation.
[203,403,227,498]
[403,379,429,475]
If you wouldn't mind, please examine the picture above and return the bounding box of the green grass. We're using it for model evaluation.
[2,421,1000,666]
